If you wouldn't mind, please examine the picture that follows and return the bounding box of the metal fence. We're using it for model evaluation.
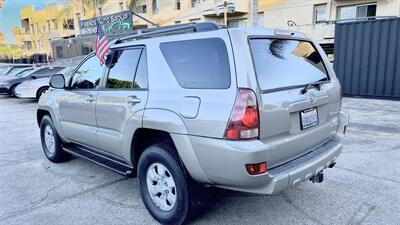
[333,18,400,99]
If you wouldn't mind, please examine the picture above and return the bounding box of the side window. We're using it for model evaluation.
[106,49,142,89]
[134,49,148,89]
[71,56,104,89]
[160,38,231,89]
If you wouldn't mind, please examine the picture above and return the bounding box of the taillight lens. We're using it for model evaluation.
[225,89,259,140]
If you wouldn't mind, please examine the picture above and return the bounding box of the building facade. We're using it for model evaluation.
[18,4,76,57]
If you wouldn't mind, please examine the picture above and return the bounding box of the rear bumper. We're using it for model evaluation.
[186,111,350,195]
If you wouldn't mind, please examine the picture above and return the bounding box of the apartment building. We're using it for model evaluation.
[18,4,75,56]
[262,0,400,54]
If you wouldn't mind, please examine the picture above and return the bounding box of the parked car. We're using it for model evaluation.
[0,66,64,96]
[15,66,74,100]
[0,64,32,77]
[37,23,349,224]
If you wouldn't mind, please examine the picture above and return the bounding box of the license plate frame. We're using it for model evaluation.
[300,107,319,130]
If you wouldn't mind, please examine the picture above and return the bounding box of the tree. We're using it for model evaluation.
[0,32,4,44]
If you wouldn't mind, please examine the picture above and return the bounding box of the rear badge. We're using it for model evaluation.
[306,91,317,104]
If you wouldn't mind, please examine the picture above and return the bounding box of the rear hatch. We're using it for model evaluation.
[249,38,340,168]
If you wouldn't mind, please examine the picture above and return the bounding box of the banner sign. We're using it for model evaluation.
[79,11,133,35]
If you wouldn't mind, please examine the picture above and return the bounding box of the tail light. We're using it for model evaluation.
[246,162,267,175]
[224,89,259,140]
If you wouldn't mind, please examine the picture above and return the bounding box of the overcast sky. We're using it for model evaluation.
[0,0,66,44]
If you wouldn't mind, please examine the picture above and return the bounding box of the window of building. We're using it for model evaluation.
[152,0,159,14]
[314,4,327,23]
[119,2,124,11]
[71,56,104,89]
[51,19,58,30]
[98,7,102,16]
[47,20,51,32]
[106,48,142,89]
[176,0,181,10]
[160,38,231,89]
[63,19,74,30]
[76,13,81,22]
[175,21,181,24]
[191,0,201,8]
[338,4,377,21]
[137,4,147,13]
[227,19,247,28]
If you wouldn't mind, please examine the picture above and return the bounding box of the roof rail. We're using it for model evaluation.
[114,22,221,44]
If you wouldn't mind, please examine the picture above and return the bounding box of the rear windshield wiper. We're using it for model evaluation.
[300,79,329,94]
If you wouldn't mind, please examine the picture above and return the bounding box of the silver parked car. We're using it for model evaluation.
[37,23,349,225]
[15,66,74,99]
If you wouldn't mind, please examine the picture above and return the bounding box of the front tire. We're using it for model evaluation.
[138,144,193,225]
[40,115,71,163]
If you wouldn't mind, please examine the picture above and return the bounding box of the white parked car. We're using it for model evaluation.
[15,66,74,99]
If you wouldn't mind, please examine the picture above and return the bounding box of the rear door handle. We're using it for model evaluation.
[86,94,95,103]
[127,95,141,105]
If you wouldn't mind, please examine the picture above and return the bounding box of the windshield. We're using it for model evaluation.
[0,66,11,76]
[15,69,34,77]
[249,38,328,92]
[7,67,32,77]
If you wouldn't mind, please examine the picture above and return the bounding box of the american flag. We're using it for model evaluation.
[96,22,110,64]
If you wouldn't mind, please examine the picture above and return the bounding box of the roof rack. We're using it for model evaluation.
[113,22,221,44]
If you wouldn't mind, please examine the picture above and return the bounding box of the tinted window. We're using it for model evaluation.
[106,49,141,89]
[71,56,104,89]
[134,49,148,89]
[250,39,328,91]
[160,38,231,89]
[34,67,64,77]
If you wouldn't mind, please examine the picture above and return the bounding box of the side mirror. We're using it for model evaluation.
[49,74,65,89]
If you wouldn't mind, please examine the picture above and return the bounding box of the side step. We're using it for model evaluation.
[62,144,134,177]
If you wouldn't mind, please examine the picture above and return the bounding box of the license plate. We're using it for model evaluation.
[300,107,319,130]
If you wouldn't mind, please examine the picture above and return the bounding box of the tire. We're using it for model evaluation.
[138,144,194,225]
[36,87,49,100]
[10,85,17,97]
[40,115,71,163]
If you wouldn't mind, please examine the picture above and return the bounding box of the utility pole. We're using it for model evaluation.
[223,1,228,26]
[251,0,258,27]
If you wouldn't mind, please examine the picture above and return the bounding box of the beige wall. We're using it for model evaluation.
[263,0,400,43]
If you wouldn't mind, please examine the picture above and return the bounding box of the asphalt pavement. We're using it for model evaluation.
[0,95,399,225]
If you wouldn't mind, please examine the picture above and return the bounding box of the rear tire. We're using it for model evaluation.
[138,144,194,225]
[40,115,71,163]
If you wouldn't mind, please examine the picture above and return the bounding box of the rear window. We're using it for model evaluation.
[249,39,328,92]
[160,38,231,89]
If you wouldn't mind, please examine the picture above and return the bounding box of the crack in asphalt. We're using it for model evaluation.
[0,177,128,222]
[336,166,400,184]
[280,192,324,225]
[346,202,376,225]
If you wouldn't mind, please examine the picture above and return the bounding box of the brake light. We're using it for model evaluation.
[224,89,259,140]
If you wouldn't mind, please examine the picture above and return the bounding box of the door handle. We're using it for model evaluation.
[127,95,141,105]
[86,95,95,103]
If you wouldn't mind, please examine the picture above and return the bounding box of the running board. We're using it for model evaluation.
[62,144,134,177]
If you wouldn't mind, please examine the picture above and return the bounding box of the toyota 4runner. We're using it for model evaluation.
[37,23,349,225]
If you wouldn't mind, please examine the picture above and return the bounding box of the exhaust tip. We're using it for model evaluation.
[310,172,324,183]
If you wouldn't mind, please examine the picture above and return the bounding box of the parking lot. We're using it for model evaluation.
[0,95,399,225]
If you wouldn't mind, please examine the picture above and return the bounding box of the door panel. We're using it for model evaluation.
[59,91,98,146]
[96,91,147,155]
[95,47,148,157]
[58,54,104,147]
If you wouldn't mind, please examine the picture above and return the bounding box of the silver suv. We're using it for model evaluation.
[37,23,349,225]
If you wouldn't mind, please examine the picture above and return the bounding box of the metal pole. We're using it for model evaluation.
[251,0,258,27]
[131,11,159,27]
[224,1,228,26]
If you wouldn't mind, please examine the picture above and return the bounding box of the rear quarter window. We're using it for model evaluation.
[249,38,328,92]
[160,38,231,89]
